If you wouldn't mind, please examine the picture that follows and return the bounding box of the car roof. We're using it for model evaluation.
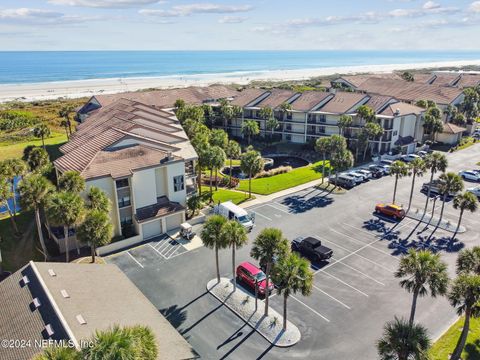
[239,261,261,274]
[303,237,321,246]
[386,203,403,210]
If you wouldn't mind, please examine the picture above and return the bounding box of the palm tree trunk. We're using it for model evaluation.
[363,140,369,161]
[437,194,447,226]
[10,180,17,220]
[198,164,202,197]
[321,153,325,185]
[453,209,464,240]
[229,158,233,188]
[74,227,80,255]
[64,125,69,140]
[67,119,73,136]
[248,172,252,198]
[423,171,435,215]
[35,209,48,261]
[215,168,218,191]
[215,246,220,283]
[409,290,419,325]
[392,176,399,204]
[209,169,213,202]
[451,308,471,360]
[407,173,416,213]
[64,226,70,263]
[264,262,270,316]
[283,294,288,331]
[91,243,96,263]
[232,246,236,291]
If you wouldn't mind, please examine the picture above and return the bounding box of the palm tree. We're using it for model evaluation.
[195,142,211,198]
[390,161,409,204]
[225,140,241,187]
[331,149,354,187]
[47,192,84,262]
[315,137,331,184]
[456,246,480,275]
[18,174,54,260]
[84,325,158,360]
[86,186,111,213]
[279,102,292,121]
[407,158,426,212]
[174,98,186,110]
[363,122,384,160]
[58,170,86,194]
[448,274,480,360]
[0,158,28,219]
[60,119,70,140]
[452,192,478,239]
[395,249,449,325]
[221,220,248,291]
[240,148,264,198]
[206,146,225,196]
[271,252,313,331]
[219,98,234,128]
[437,172,464,226]
[241,120,260,145]
[0,177,19,234]
[250,228,289,316]
[209,128,228,148]
[423,108,444,142]
[338,114,353,136]
[200,215,227,283]
[77,210,113,263]
[34,346,81,360]
[58,105,75,137]
[33,123,51,149]
[260,107,277,139]
[422,152,448,215]
[25,147,50,173]
[377,317,431,360]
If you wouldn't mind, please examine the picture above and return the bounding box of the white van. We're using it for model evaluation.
[214,201,255,232]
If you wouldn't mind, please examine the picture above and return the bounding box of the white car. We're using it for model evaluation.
[357,169,373,179]
[380,159,393,166]
[342,172,363,184]
[467,186,480,198]
[348,170,369,182]
[417,151,428,158]
[401,154,421,163]
[459,170,480,182]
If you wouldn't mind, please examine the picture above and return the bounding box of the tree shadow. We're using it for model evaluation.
[279,194,334,214]
[180,302,223,335]
[465,338,480,360]
[160,305,188,329]
[219,328,256,360]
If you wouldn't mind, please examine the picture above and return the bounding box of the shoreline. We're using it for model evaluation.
[1,59,480,103]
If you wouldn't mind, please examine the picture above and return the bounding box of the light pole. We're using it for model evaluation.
[254,278,258,312]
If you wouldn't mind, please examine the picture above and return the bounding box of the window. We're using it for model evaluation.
[118,196,131,208]
[174,175,185,192]
[393,131,398,136]
[319,115,326,123]
[121,216,132,226]
[115,178,129,188]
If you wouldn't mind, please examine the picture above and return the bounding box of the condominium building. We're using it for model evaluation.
[54,98,197,252]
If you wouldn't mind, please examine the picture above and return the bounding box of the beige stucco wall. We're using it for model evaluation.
[132,168,157,209]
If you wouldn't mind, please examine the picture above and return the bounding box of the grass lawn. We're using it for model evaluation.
[0,132,68,161]
[201,186,254,205]
[0,211,43,272]
[237,161,328,195]
[430,316,480,360]
[452,137,478,152]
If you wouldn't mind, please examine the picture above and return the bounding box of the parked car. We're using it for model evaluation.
[401,154,421,163]
[375,203,406,220]
[291,236,333,262]
[214,201,255,232]
[368,165,386,178]
[347,170,369,182]
[467,186,480,199]
[421,180,458,197]
[459,170,480,182]
[417,150,428,158]
[329,174,356,188]
[357,169,373,180]
[236,262,274,296]
[379,164,391,174]
[343,172,363,184]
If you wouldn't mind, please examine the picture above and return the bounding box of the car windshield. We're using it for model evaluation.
[237,215,250,223]
[255,271,266,281]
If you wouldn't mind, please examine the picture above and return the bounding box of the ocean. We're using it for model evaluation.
[0,50,479,85]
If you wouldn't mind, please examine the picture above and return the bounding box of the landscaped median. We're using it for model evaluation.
[207,278,301,347]
[237,161,329,195]
[200,186,253,205]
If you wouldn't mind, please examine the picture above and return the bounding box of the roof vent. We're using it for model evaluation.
[22,275,30,285]
[45,324,55,337]
[33,298,41,309]
[61,290,70,298]
[76,314,87,325]
[48,269,56,277]
[395,108,401,116]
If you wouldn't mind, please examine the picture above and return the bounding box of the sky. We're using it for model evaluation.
[0,0,479,50]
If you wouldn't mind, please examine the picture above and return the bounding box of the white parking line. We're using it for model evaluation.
[254,211,272,221]
[312,285,351,309]
[164,243,180,258]
[155,239,171,251]
[148,243,168,259]
[266,204,290,214]
[331,257,385,286]
[317,235,394,273]
[322,271,369,297]
[291,295,330,323]
[126,251,144,268]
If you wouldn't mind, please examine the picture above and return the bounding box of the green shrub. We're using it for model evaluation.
[255,165,292,178]
[0,110,40,131]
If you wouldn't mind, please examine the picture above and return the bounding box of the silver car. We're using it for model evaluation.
[356,169,373,179]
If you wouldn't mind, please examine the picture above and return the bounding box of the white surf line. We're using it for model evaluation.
[329,228,399,260]
[290,295,330,323]
[322,271,369,298]
[312,285,351,309]
[253,211,272,221]
[148,243,168,259]
[331,257,385,286]
[266,203,291,214]
[317,235,394,273]
[126,251,144,268]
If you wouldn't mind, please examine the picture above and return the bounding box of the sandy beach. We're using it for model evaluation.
[1,59,479,103]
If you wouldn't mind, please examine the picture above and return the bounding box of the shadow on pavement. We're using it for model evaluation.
[279,194,334,214]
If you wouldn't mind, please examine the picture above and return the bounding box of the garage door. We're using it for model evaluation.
[165,213,183,232]
[142,220,162,240]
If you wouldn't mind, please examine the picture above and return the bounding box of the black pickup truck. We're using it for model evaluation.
[291,236,333,262]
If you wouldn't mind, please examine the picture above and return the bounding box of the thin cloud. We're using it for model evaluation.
[0,7,102,25]
[219,16,248,24]
[48,0,162,8]
[389,1,458,18]
[139,3,253,17]
[470,1,480,12]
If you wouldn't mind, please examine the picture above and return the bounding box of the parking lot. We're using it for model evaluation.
[106,145,479,360]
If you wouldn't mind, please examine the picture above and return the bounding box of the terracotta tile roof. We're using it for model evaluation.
[337,73,403,88]
[317,91,368,113]
[136,196,185,222]
[230,88,268,107]
[92,84,237,109]
[356,78,463,105]
[443,122,466,134]
[55,98,197,179]
[430,73,462,87]
[252,89,298,109]
[454,74,480,89]
[380,102,424,117]
[290,91,333,111]
[364,94,394,113]
[413,73,436,84]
